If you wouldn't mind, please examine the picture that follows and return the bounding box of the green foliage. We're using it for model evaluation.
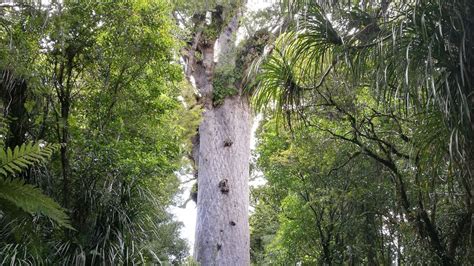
[173,0,244,24]
[0,140,71,228]
[0,142,56,177]
[212,70,238,106]
[252,117,394,265]
[0,177,71,229]
[211,29,273,106]
[173,0,243,13]
[250,185,282,265]
[203,23,222,41]
[251,0,474,264]
[190,182,198,203]
[0,0,193,264]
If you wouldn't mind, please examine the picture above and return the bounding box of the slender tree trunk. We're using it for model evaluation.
[60,100,70,208]
[1,70,28,149]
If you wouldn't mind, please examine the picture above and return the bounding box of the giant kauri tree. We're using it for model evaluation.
[175,0,273,263]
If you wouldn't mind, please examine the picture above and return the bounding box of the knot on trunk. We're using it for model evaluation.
[223,138,233,147]
[218,179,230,194]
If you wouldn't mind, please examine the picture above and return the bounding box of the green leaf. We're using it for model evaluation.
[0,178,73,229]
[0,142,58,177]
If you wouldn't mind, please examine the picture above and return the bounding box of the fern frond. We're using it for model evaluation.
[0,141,71,228]
[0,178,72,229]
[0,142,58,177]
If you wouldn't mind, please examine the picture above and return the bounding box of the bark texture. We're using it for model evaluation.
[195,96,251,265]
[183,7,251,265]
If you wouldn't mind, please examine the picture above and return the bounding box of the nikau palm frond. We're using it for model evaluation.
[253,48,305,113]
[251,4,344,117]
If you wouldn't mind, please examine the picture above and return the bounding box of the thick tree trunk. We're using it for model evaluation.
[194,96,251,265]
[182,7,251,265]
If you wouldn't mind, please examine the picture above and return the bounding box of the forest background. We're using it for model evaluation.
[1,0,473,265]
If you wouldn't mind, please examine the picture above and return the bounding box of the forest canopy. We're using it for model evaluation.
[0,0,197,264]
[250,0,473,265]
[0,0,473,265]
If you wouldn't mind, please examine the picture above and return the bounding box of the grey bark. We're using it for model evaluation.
[183,8,251,266]
[194,96,251,265]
